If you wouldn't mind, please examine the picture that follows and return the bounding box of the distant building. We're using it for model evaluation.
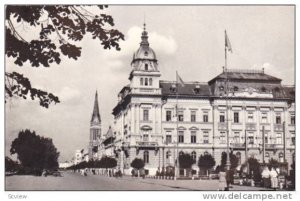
[101,24,295,176]
[89,91,102,160]
[74,148,89,165]
[59,161,72,169]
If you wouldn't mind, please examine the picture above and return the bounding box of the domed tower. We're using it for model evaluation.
[129,23,161,94]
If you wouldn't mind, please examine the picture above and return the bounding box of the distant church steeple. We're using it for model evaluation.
[89,90,101,160]
[91,91,101,124]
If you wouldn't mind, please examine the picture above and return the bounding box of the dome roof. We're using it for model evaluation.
[133,45,157,60]
[132,23,157,62]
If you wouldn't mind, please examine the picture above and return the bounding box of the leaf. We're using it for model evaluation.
[59,43,81,60]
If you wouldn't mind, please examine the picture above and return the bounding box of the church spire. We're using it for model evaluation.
[91,90,101,123]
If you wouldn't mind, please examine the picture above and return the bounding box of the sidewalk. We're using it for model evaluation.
[120,176,268,191]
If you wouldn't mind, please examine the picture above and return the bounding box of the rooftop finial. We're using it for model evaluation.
[143,13,146,31]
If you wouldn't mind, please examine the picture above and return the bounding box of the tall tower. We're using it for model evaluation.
[128,23,161,93]
[89,91,101,160]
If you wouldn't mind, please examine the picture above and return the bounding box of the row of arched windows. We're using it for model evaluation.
[140,77,153,86]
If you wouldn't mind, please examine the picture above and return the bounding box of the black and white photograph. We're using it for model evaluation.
[3,2,297,198]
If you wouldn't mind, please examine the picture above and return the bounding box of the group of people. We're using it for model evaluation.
[261,166,280,190]
[218,166,281,190]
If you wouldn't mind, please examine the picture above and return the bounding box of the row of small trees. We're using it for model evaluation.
[68,157,117,170]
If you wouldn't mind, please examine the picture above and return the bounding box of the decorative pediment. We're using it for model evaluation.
[141,125,152,130]
[178,126,187,130]
[189,126,199,131]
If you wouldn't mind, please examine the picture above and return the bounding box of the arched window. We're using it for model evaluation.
[145,63,148,71]
[279,152,284,163]
[140,78,143,86]
[191,151,197,163]
[145,78,148,86]
[149,78,152,86]
[144,151,149,164]
[166,151,172,163]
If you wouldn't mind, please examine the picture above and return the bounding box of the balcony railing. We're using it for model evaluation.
[231,143,245,149]
[136,141,158,147]
[274,124,283,131]
[246,123,256,130]
[265,144,276,149]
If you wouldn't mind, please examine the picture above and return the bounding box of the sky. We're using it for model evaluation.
[5,5,295,162]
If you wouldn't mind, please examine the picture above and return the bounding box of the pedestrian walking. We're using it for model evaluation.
[261,166,271,188]
[218,170,227,191]
[270,167,278,190]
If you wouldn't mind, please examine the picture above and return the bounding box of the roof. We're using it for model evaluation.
[209,69,281,84]
[91,91,101,122]
[160,81,212,97]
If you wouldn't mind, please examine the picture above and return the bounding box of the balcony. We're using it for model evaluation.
[131,88,162,95]
[136,141,158,147]
[218,123,227,130]
[230,143,245,149]
[265,144,276,149]
[274,124,283,131]
[246,123,256,131]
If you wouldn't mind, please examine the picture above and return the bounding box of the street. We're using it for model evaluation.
[6,171,267,191]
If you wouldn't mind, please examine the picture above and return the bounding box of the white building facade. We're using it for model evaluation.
[106,25,295,176]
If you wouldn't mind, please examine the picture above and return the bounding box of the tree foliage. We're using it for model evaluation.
[220,151,239,170]
[5,5,124,107]
[5,156,21,172]
[130,158,145,170]
[247,157,262,182]
[10,129,60,173]
[198,154,216,173]
[5,72,60,108]
[179,153,194,169]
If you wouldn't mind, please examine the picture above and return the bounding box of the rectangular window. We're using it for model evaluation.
[178,111,184,122]
[220,132,226,144]
[261,112,268,123]
[191,131,196,143]
[276,133,282,144]
[248,136,254,144]
[191,111,196,122]
[276,114,281,124]
[248,113,254,123]
[166,110,172,121]
[203,131,209,144]
[291,115,295,125]
[178,131,184,143]
[220,114,225,123]
[166,135,172,144]
[143,109,149,121]
[234,132,240,143]
[248,132,254,144]
[291,137,295,145]
[234,112,239,123]
[203,114,208,122]
[143,134,149,141]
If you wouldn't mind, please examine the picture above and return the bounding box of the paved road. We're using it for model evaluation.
[6,171,267,191]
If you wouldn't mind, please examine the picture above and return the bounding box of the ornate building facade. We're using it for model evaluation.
[103,25,295,176]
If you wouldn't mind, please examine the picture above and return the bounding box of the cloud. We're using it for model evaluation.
[58,87,80,102]
[101,26,178,60]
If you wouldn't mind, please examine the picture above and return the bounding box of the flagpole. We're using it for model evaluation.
[225,30,231,172]
[175,71,179,180]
